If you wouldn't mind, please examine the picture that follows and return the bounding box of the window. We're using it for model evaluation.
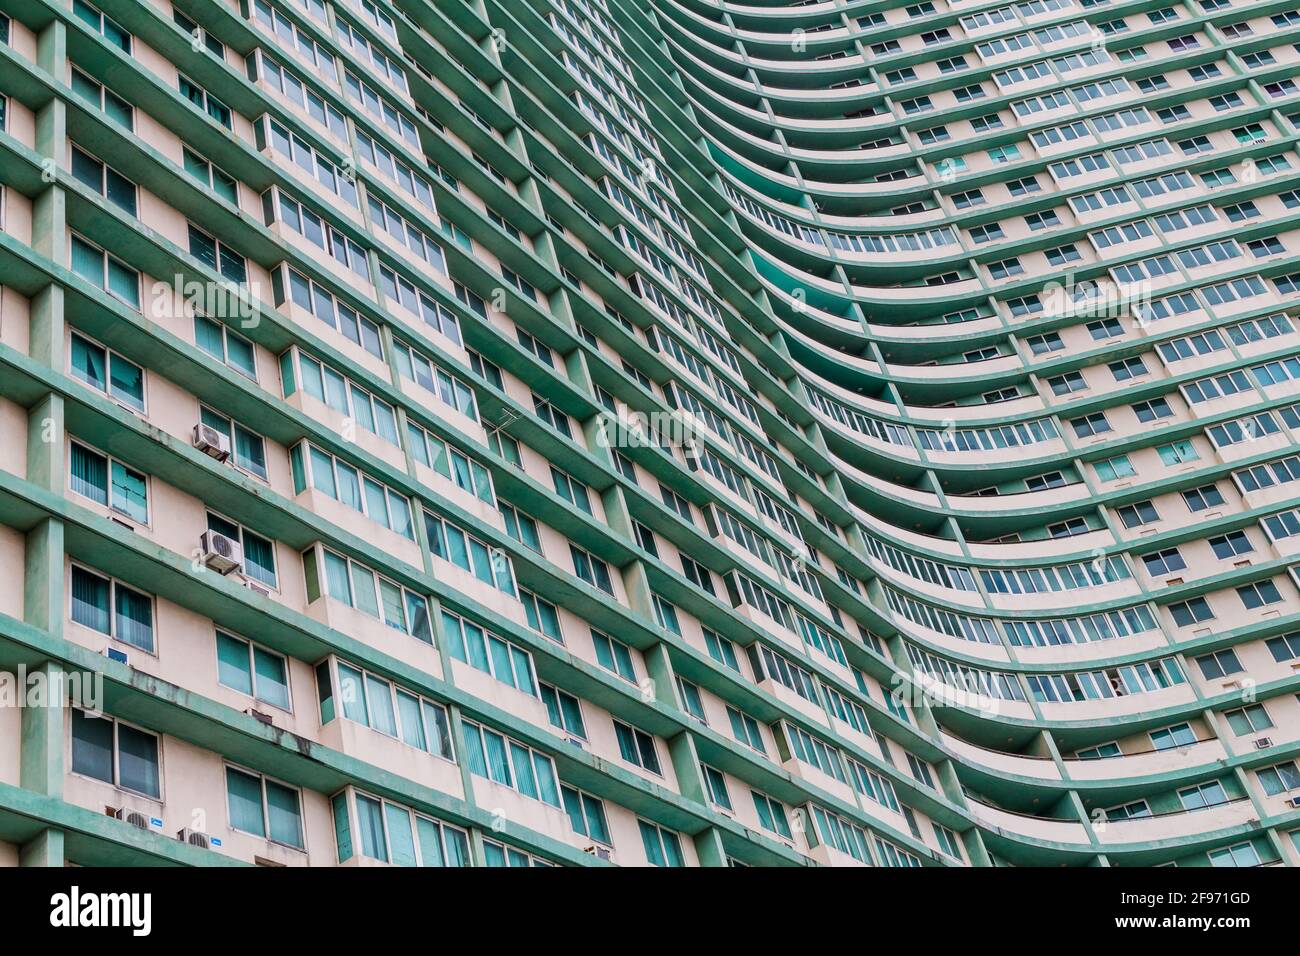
[1116,500,1158,528]
[1195,648,1242,679]
[70,565,153,652]
[570,544,614,595]
[1071,412,1111,438]
[1209,843,1261,868]
[677,676,706,723]
[1183,485,1225,513]
[332,789,470,866]
[393,345,479,421]
[1208,531,1253,560]
[752,791,792,839]
[727,706,766,753]
[69,441,147,523]
[67,332,143,412]
[935,824,963,859]
[286,349,399,447]
[614,719,661,774]
[638,819,684,867]
[1150,723,1196,750]
[188,224,247,284]
[200,406,268,480]
[1109,356,1147,381]
[277,268,382,357]
[196,317,256,380]
[74,0,131,52]
[907,753,935,788]
[1048,371,1086,396]
[207,512,277,588]
[441,610,535,696]
[70,234,139,309]
[1095,455,1136,481]
[70,145,136,216]
[1087,319,1124,341]
[1133,398,1172,423]
[173,10,226,59]
[551,466,592,514]
[562,786,610,845]
[540,682,586,740]
[1224,704,1272,736]
[1179,780,1229,811]
[1142,548,1185,577]
[321,660,453,759]
[481,840,553,867]
[216,630,289,710]
[182,148,239,205]
[592,630,636,682]
[425,511,514,593]
[1257,761,1300,795]
[179,74,232,129]
[461,718,561,807]
[292,443,414,540]
[705,628,740,671]
[1266,632,1300,663]
[226,766,304,848]
[519,588,562,643]
[1157,440,1198,466]
[1171,598,1215,629]
[70,68,133,128]
[1237,580,1282,610]
[1048,518,1089,538]
[1105,799,1151,819]
[304,546,432,644]
[703,765,732,810]
[71,709,159,798]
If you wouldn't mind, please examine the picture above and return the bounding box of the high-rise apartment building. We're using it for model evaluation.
[0,0,1297,870]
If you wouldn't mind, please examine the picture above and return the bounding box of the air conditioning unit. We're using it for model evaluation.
[192,423,231,462]
[177,828,211,850]
[1254,737,1274,750]
[113,807,149,830]
[583,845,612,862]
[244,579,270,598]
[200,530,243,574]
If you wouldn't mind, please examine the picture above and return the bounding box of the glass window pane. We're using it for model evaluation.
[396,691,426,750]
[364,674,398,736]
[355,794,387,861]
[216,631,253,695]
[114,584,153,652]
[253,647,290,709]
[70,443,108,504]
[110,460,148,523]
[108,355,144,410]
[71,566,111,634]
[71,710,114,784]
[266,780,304,848]
[384,804,416,866]
[226,767,265,836]
[70,334,107,391]
[338,663,368,725]
[415,817,444,867]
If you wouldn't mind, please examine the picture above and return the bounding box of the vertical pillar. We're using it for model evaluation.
[18,17,70,867]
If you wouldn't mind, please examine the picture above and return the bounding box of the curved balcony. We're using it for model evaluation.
[1064,738,1229,783]
[1096,799,1259,847]
[940,731,1064,782]
[966,798,1091,849]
